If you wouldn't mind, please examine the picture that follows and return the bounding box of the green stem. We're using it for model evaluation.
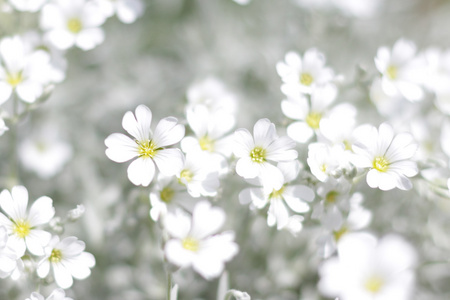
[167,271,172,300]
[8,94,19,186]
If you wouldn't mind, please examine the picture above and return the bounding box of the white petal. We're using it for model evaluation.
[277,161,300,183]
[122,106,151,141]
[53,263,73,289]
[105,133,138,163]
[286,121,314,143]
[191,201,225,239]
[127,157,156,186]
[0,187,27,221]
[67,252,95,279]
[26,230,51,255]
[28,196,55,226]
[268,199,289,229]
[164,239,194,268]
[75,28,105,51]
[116,0,144,24]
[0,82,12,105]
[253,118,277,148]
[152,117,185,147]
[37,259,50,278]
[46,30,76,50]
[235,157,259,179]
[259,163,284,192]
[16,80,43,103]
[265,136,297,162]
[153,148,184,176]
[233,128,254,158]
[164,209,191,239]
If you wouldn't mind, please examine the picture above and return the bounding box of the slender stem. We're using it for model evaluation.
[166,271,172,300]
[8,94,19,186]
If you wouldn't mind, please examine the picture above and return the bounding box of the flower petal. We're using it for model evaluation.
[105,133,138,163]
[152,117,185,147]
[153,148,184,176]
[28,196,55,226]
[127,157,155,186]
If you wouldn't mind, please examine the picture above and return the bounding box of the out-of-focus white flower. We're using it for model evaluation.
[282,85,337,143]
[351,123,418,191]
[0,36,59,104]
[37,236,95,289]
[0,186,54,256]
[149,174,198,222]
[40,0,106,51]
[67,204,85,221]
[319,103,357,147]
[176,152,220,198]
[234,118,298,191]
[375,39,425,102]
[318,233,417,300]
[308,142,351,182]
[181,104,235,175]
[277,49,334,95]
[186,77,237,115]
[164,201,238,280]
[26,288,74,300]
[8,0,46,12]
[332,0,381,18]
[239,161,314,230]
[105,104,185,187]
[0,117,8,136]
[19,132,72,179]
[0,225,19,278]
[93,0,144,24]
[232,0,251,5]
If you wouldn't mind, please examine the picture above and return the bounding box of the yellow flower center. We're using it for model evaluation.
[300,72,314,86]
[269,186,285,199]
[137,140,158,159]
[364,275,384,293]
[250,146,266,163]
[386,65,398,80]
[182,237,199,252]
[49,249,62,263]
[343,140,352,151]
[306,112,322,129]
[6,72,23,87]
[325,191,339,204]
[332,226,348,241]
[373,156,389,172]
[199,135,214,152]
[67,18,83,33]
[179,169,194,183]
[13,219,31,239]
[160,187,175,203]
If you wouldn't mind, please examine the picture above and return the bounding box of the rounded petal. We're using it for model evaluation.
[75,28,105,51]
[153,148,184,176]
[265,136,297,162]
[127,157,155,186]
[28,196,55,226]
[122,105,152,141]
[46,30,76,50]
[105,133,138,163]
[233,128,254,158]
[37,259,50,278]
[0,186,28,221]
[235,157,259,179]
[286,121,314,143]
[26,229,51,255]
[152,117,185,147]
[191,201,225,239]
[53,263,74,289]
[164,239,194,268]
[67,252,95,279]
[253,118,277,148]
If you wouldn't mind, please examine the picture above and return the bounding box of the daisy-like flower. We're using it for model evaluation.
[40,0,106,51]
[0,185,54,256]
[181,105,235,175]
[176,152,220,198]
[0,36,59,104]
[282,84,337,143]
[307,142,351,182]
[276,48,334,95]
[239,161,314,230]
[26,288,73,300]
[149,173,198,222]
[105,104,185,187]
[351,123,418,191]
[93,0,144,24]
[164,201,238,280]
[375,39,425,102]
[37,236,95,289]
[234,118,298,191]
[318,233,417,300]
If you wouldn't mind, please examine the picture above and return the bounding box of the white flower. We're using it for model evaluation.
[8,0,46,12]
[239,161,314,230]
[282,84,337,143]
[351,123,418,191]
[164,201,238,280]
[234,118,298,191]
[105,104,185,187]
[0,36,57,104]
[0,225,19,278]
[149,173,198,222]
[307,142,350,182]
[40,0,106,51]
[318,233,417,300]
[0,117,8,136]
[0,185,54,256]
[277,49,334,95]
[186,77,237,115]
[181,105,235,175]
[37,236,95,289]
[374,39,425,102]
[26,288,73,300]
[93,0,144,24]
[176,152,220,198]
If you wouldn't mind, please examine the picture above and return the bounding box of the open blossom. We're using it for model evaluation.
[0,225,19,278]
[0,36,60,104]
[375,39,425,102]
[234,118,298,191]
[318,233,417,300]
[40,0,106,51]
[0,185,54,256]
[239,161,314,231]
[277,48,334,95]
[26,288,73,300]
[351,123,418,191]
[105,104,185,187]
[164,201,238,280]
[37,236,95,289]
